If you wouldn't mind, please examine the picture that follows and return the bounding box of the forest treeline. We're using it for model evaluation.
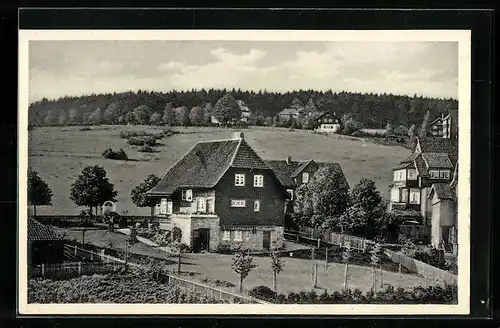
[28,88,457,129]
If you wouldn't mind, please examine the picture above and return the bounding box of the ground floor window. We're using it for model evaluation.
[222,230,230,241]
[409,188,421,204]
[234,230,243,241]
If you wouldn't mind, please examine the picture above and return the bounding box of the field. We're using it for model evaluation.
[28,125,411,215]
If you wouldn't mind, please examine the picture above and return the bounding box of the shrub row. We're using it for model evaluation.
[119,128,177,140]
[249,284,458,304]
[102,148,128,160]
[127,136,158,147]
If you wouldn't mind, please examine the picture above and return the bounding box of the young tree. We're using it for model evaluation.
[88,107,102,125]
[385,122,394,135]
[189,106,204,126]
[162,102,176,126]
[272,115,280,127]
[293,165,350,230]
[264,116,273,127]
[43,110,55,126]
[70,165,117,216]
[269,246,285,293]
[202,103,213,126]
[68,108,82,125]
[370,243,383,292]
[58,110,68,126]
[124,111,136,125]
[149,112,162,126]
[342,241,352,290]
[231,246,257,292]
[175,106,190,127]
[28,170,52,218]
[130,174,161,216]
[418,110,430,138]
[213,93,241,125]
[133,105,151,125]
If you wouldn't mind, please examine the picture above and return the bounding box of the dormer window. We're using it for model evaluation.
[440,170,450,179]
[181,189,193,201]
[302,172,309,183]
[235,174,245,186]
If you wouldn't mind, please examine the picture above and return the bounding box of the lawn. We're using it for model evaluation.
[58,227,427,295]
[28,125,411,215]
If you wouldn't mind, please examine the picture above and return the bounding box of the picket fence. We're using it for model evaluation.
[35,243,266,304]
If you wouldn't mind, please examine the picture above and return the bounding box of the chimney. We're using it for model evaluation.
[286,156,292,165]
[232,131,244,140]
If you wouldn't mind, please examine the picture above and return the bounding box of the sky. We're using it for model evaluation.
[28,40,458,103]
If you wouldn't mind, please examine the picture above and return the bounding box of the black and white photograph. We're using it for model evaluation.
[18,29,471,315]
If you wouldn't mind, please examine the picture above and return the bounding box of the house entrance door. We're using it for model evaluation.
[193,228,210,252]
[263,231,271,250]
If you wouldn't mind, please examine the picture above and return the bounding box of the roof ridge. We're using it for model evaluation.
[229,138,243,166]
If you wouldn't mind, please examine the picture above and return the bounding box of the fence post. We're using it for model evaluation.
[296,234,299,242]
[41,263,45,278]
[317,238,320,248]
[325,247,328,270]
[90,253,93,261]
[78,262,81,275]
[74,245,77,256]
[311,248,315,260]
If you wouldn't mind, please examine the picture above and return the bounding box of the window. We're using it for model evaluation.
[302,172,309,183]
[328,118,333,123]
[235,174,245,186]
[197,197,206,213]
[286,189,294,200]
[234,230,243,241]
[223,230,230,241]
[160,199,167,215]
[253,174,264,187]
[407,169,417,180]
[181,189,193,201]
[409,189,421,204]
[390,188,399,202]
[401,189,409,203]
[166,201,173,214]
[429,170,440,179]
[440,170,450,179]
[231,199,246,207]
[254,200,260,212]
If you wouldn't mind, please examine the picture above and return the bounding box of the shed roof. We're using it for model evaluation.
[28,219,63,241]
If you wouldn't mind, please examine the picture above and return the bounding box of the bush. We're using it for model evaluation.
[102,148,128,160]
[79,127,92,131]
[138,145,158,153]
[249,285,277,301]
[127,136,158,147]
[163,128,177,137]
[201,278,236,288]
[119,130,164,139]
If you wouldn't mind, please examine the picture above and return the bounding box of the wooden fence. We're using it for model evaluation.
[29,261,124,279]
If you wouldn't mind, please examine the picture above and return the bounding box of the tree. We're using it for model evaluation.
[175,106,190,127]
[342,242,352,290]
[385,122,394,135]
[272,115,280,127]
[264,116,273,127]
[124,111,136,124]
[68,108,82,125]
[130,174,161,216]
[43,110,55,126]
[293,165,350,229]
[133,105,151,125]
[88,107,102,125]
[202,103,213,125]
[149,112,162,126]
[70,165,117,216]
[231,246,257,292]
[28,170,52,218]
[103,102,120,124]
[58,110,68,126]
[418,110,430,138]
[213,93,241,125]
[162,102,176,126]
[269,246,285,293]
[342,118,363,135]
[370,243,383,292]
[189,106,204,126]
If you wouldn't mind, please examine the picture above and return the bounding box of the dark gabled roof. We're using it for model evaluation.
[414,153,428,176]
[429,183,455,200]
[421,152,454,169]
[315,111,341,121]
[148,138,271,196]
[418,137,458,154]
[264,160,300,188]
[291,160,315,178]
[28,219,63,241]
[430,116,444,125]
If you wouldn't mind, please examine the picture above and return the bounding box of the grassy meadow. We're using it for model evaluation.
[27,125,411,215]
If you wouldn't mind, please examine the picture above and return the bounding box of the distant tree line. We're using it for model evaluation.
[29,88,457,129]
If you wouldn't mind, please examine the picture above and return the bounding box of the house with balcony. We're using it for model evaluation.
[388,137,458,251]
[146,132,287,252]
[314,112,342,134]
[264,157,349,229]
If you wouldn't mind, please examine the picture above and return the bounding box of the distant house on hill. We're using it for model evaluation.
[28,219,64,265]
[147,132,287,252]
[264,157,349,229]
[430,109,458,139]
[276,107,303,121]
[236,100,252,123]
[314,112,342,133]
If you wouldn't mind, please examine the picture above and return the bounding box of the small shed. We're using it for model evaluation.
[28,219,64,265]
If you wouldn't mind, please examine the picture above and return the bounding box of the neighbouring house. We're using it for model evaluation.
[264,157,349,229]
[314,112,342,134]
[236,100,252,123]
[146,132,287,252]
[28,219,64,265]
[276,107,303,121]
[430,109,458,139]
[388,137,458,252]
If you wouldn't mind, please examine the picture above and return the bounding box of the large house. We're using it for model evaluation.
[388,137,458,252]
[429,109,458,139]
[314,112,342,134]
[147,132,287,252]
[264,157,349,229]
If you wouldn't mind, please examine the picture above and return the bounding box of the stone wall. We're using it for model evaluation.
[190,216,220,251]
[218,226,284,251]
